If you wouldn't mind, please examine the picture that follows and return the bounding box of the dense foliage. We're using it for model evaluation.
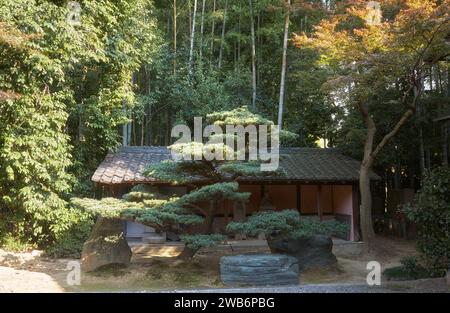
[405,167,450,272]
[0,0,448,254]
[226,209,347,239]
[383,256,440,281]
[0,0,157,248]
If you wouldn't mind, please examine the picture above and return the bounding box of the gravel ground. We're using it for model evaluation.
[162,279,450,293]
[1,239,449,293]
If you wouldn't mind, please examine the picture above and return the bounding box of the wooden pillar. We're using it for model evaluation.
[108,185,115,198]
[259,184,265,211]
[330,185,335,215]
[224,200,229,226]
[296,184,302,214]
[317,185,323,221]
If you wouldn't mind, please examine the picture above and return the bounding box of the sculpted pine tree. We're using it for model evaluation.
[74,106,298,259]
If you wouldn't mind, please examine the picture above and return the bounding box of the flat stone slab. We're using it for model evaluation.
[143,232,166,244]
[220,254,299,286]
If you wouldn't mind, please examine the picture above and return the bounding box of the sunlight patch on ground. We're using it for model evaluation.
[0,266,64,293]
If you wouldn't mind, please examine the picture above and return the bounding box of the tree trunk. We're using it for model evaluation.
[132,116,136,145]
[358,87,416,252]
[127,116,132,145]
[233,41,237,72]
[141,116,145,146]
[448,68,450,98]
[419,125,426,175]
[177,246,199,259]
[257,11,260,85]
[204,200,218,234]
[210,0,216,65]
[277,0,290,130]
[248,0,257,110]
[199,0,206,60]
[147,71,153,146]
[188,0,198,74]
[122,100,128,146]
[166,105,172,145]
[173,0,177,74]
[218,0,228,69]
[188,0,192,37]
[237,5,241,72]
[359,161,376,252]
[443,123,449,167]
[394,147,401,189]
[78,100,83,143]
[415,80,426,177]
[358,101,379,252]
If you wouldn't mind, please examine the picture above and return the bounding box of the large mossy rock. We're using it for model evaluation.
[220,254,299,286]
[267,235,337,270]
[81,217,132,272]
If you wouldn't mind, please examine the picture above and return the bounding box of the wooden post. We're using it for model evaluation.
[317,185,323,221]
[296,184,302,214]
[331,185,335,215]
[224,199,229,226]
[259,184,265,211]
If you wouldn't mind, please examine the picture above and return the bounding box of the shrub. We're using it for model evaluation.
[45,208,95,259]
[226,210,348,239]
[404,167,450,272]
[0,234,35,253]
[179,234,227,250]
[383,256,441,281]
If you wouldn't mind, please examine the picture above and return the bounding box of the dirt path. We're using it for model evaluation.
[0,249,74,292]
[0,237,446,293]
[0,266,65,293]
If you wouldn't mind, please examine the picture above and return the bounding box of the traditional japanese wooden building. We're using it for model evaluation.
[92,146,381,241]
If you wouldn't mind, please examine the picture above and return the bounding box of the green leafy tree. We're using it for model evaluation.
[0,0,159,246]
[294,0,449,251]
[0,1,76,245]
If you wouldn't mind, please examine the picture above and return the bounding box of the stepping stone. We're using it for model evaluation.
[220,253,299,286]
[143,232,166,244]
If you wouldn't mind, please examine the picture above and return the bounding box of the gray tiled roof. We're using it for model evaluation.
[91,146,380,185]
